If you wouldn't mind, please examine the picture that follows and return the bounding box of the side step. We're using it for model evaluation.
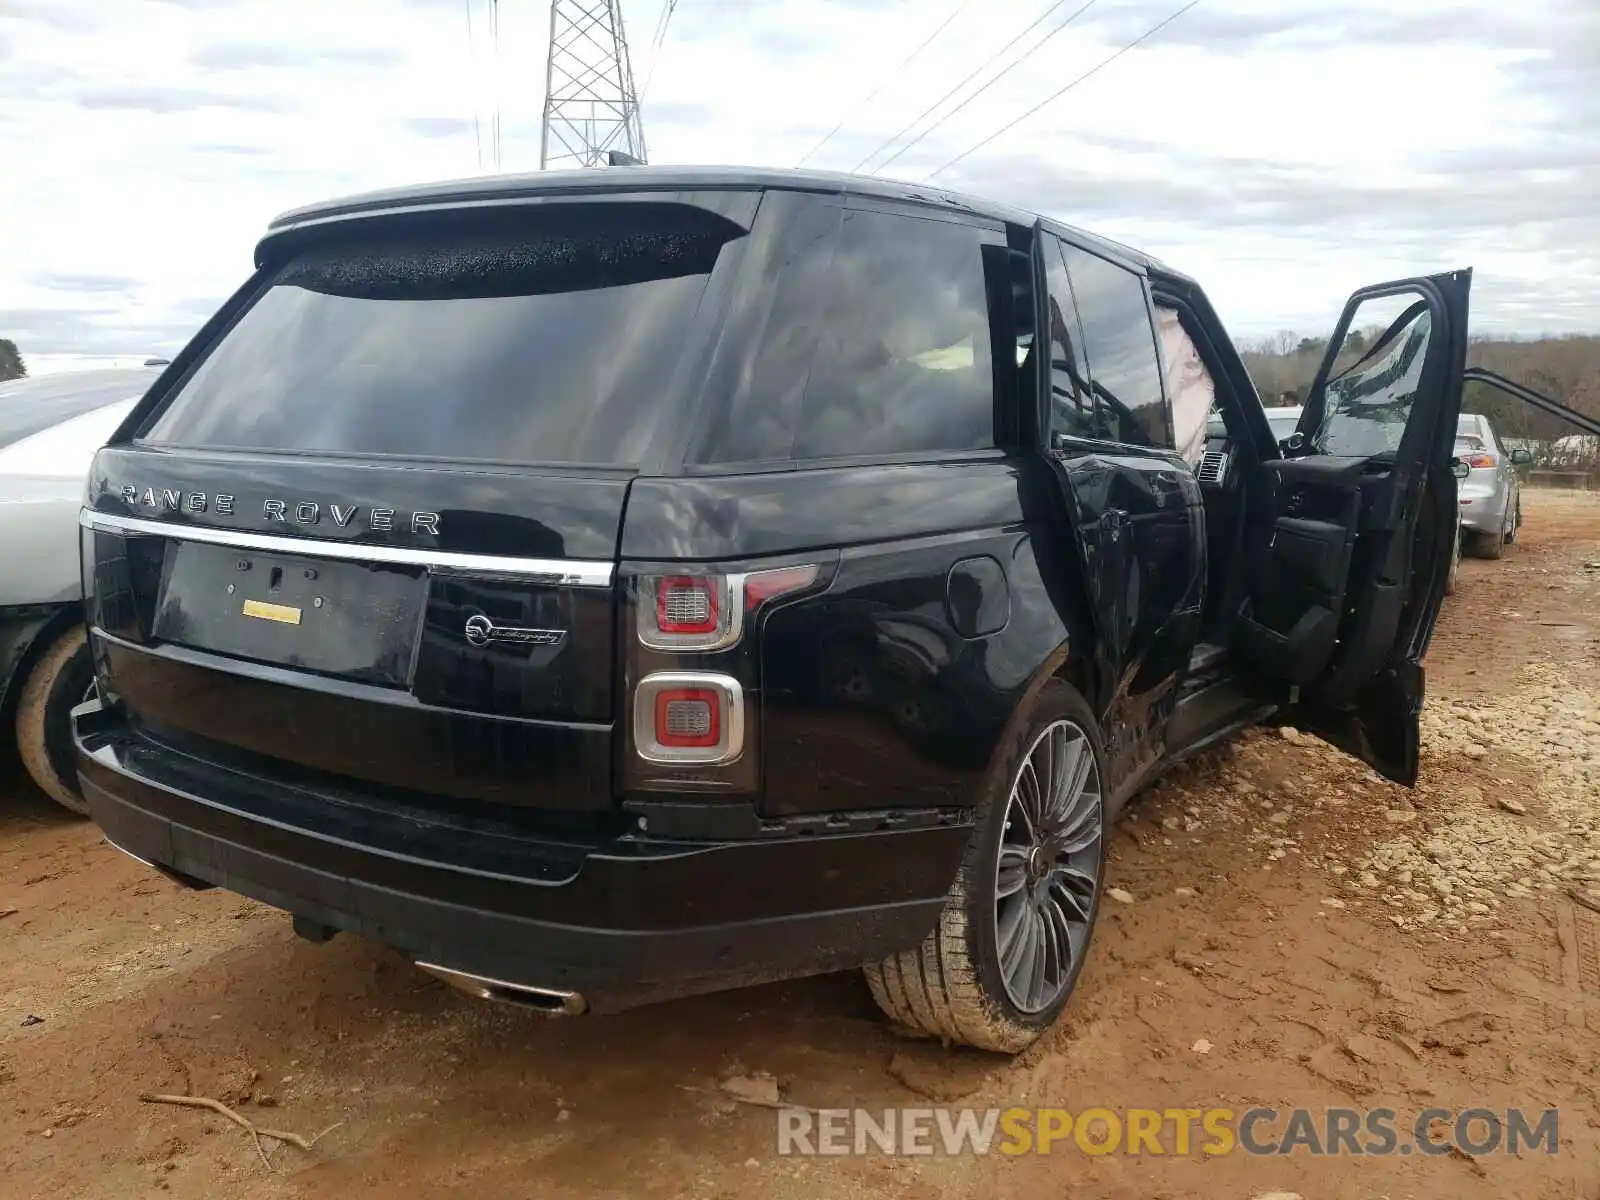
[1168,672,1275,753]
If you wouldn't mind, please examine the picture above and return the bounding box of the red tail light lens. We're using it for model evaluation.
[654,687,720,748]
[744,564,820,609]
[638,575,736,650]
[633,672,744,764]
[657,576,718,635]
[637,564,819,652]
[1465,453,1497,469]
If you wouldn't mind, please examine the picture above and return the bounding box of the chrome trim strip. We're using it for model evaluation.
[415,962,588,1015]
[103,835,165,874]
[80,509,614,587]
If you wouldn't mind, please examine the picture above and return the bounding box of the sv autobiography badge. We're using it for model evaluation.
[117,483,441,535]
[463,614,566,648]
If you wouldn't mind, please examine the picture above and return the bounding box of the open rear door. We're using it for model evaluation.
[1235,270,1472,784]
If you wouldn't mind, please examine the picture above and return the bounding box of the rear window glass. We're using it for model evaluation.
[794,209,997,460]
[140,204,743,465]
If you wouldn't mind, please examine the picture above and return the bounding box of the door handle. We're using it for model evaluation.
[1100,507,1128,543]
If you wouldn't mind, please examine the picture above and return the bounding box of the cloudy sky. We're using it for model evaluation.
[2,0,1596,373]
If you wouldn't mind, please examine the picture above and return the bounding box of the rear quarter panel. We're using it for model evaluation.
[621,455,1094,817]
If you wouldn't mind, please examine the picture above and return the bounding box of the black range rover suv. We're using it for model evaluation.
[77,166,1473,1052]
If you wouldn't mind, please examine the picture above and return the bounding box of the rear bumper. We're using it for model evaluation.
[75,709,967,1010]
[1457,487,1505,535]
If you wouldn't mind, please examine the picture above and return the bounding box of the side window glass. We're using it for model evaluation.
[1043,236,1097,442]
[1313,297,1432,457]
[693,190,842,465]
[796,209,996,459]
[1060,245,1170,450]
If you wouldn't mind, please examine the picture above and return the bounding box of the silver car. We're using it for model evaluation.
[0,367,157,811]
[1455,412,1529,559]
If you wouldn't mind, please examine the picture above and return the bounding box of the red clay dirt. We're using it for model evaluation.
[2,490,1597,1200]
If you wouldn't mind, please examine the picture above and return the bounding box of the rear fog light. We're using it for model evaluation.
[633,672,744,764]
[655,688,720,748]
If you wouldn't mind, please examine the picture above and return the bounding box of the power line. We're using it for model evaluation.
[794,0,975,169]
[925,0,1201,181]
[464,0,482,169]
[873,0,1099,175]
[489,0,503,169]
[640,0,680,106]
[849,0,1081,175]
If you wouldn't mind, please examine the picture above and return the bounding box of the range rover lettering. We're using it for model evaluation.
[76,166,1484,1052]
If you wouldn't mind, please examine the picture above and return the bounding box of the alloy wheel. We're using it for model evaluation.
[994,719,1103,1014]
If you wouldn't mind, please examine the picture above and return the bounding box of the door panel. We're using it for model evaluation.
[1036,227,1203,783]
[1235,455,1366,683]
[1243,271,1472,785]
[1052,450,1202,774]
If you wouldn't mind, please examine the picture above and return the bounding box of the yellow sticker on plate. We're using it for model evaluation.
[241,599,302,625]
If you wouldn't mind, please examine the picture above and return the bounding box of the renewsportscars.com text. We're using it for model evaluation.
[776,1106,1559,1158]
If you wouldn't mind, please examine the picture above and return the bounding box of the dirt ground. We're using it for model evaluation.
[3,490,1597,1200]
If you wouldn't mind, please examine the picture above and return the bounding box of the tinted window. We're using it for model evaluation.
[1060,245,1168,449]
[142,204,742,465]
[692,190,842,465]
[1042,236,1096,442]
[795,209,996,459]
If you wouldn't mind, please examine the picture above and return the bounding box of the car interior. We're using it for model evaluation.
[1179,296,1460,718]
[1147,295,1465,784]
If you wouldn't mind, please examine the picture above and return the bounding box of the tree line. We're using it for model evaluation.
[0,338,23,382]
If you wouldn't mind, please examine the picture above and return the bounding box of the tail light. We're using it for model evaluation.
[636,565,818,651]
[656,576,719,636]
[1464,453,1497,469]
[630,563,819,773]
[634,672,744,764]
[638,575,738,650]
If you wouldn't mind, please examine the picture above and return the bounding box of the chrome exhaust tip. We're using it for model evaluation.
[416,961,588,1016]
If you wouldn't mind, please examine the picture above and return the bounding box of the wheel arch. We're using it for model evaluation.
[0,603,84,735]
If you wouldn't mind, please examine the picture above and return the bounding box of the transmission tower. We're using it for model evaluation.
[540,0,647,169]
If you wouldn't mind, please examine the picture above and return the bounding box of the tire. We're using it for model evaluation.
[864,678,1106,1053]
[15,625,95,816]
[1505,495,1520,544]
[1472,527,1504,561]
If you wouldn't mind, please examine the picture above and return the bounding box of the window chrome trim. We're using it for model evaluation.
[79,509,614,587]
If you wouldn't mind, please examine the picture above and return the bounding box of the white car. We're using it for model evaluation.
[0,367,158,811]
